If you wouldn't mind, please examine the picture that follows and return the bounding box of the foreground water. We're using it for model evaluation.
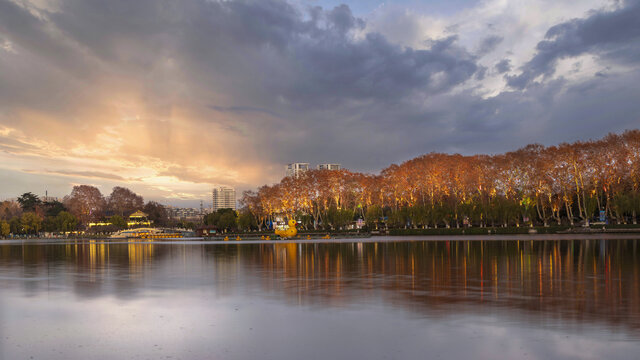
[1,237,640,360]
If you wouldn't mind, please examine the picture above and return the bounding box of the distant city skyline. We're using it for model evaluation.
[1,0,639,205]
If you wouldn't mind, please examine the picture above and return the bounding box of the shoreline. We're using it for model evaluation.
[3,233,640,245]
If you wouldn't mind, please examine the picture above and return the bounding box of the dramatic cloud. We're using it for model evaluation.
[476,35,503,56]
[494,59,512,74]
[23,170,129,182]
[507,0,640,88]
[0,0,639,205]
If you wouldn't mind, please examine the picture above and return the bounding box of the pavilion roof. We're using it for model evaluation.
[129,210,148,218]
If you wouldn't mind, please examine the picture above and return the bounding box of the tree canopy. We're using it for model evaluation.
[242,130,640,229]
[64,185,106,224]
[107,187,144,216]
[204,208,237,232]
[20,212,42,234]
[17,192,41,212]
[109,215,127,229]
[143,201,168,227]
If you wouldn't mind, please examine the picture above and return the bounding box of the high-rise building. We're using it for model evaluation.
[317,163,341,171]
[286,163,309,178]
[212,186,236,211]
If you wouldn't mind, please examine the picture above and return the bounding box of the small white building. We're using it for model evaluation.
[317,163,341,171]
[286,163,309,178]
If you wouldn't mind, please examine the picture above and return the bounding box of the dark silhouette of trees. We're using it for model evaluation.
[17,192,41,212]
[0,201,22,221]
[143,201,168,227]
[43,200,66,217]
[238,209,257,231]
[107,187,144,217]
[64,185,106,224]
[204,208,237,232]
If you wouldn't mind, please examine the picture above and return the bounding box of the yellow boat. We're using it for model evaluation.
[275,219,298,238]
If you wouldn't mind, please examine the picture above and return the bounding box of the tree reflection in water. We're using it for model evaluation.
[1,238,639,333]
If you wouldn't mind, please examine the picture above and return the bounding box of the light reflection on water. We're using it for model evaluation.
[1,238,640,359]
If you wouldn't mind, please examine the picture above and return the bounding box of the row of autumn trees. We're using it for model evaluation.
[0,186,169,236]
[240,130,640,230]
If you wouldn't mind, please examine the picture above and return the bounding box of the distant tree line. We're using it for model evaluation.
[239,130,640,230]
[0,186,170,237]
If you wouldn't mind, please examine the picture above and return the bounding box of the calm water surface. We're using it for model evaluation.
[1,237,640,359]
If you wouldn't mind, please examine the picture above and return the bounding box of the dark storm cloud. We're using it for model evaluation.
[428,70,640,155]
[507,0,640,89]
[281,33,478,106]
[0,0,100,118]
[209,105,282,118]
[47,0,478,108]
[0,0,89,75]
[494,59,511,74]
[476,35,503,56]
[326,4,365,33]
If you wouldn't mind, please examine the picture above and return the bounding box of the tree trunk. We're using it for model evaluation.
[565,199,574,226]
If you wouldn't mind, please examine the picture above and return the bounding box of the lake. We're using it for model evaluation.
[1,236,639,359]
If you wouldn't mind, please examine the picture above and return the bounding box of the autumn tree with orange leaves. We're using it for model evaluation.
[242,130,640,230]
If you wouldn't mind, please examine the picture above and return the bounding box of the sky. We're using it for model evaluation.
[1,0,639,206]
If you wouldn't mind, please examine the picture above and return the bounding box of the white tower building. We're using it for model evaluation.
[212,186,236,211]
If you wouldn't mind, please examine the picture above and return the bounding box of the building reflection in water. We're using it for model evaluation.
[1,238,639,332]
